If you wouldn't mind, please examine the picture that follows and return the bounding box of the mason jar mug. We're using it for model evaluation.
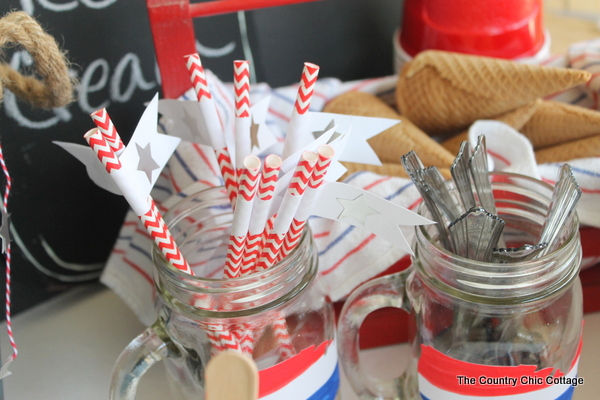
[337,173,584,400]
[110,187,340,400]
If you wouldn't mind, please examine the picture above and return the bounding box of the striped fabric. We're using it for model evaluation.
[102,45,600,325]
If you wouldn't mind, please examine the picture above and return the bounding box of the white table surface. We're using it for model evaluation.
[0,283,598,399]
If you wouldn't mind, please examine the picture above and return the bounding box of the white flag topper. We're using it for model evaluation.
[54,94,181,198]
[306,111,400,166]
[312,181,434,254]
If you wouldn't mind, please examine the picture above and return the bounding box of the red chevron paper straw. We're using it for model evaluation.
[232,326,255,355]
[233,60,252,176]
[254,151,317,272]
[206,325,243,354]
[281,62,320,159]
[184,53,237,206]
[84,128,192,275]
[240,154,282,276]
[273,312,295,361]
[90,108,125,156]
[278,144,334,261]
[223,156,261,279]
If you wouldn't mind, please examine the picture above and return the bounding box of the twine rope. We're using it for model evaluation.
[0,11,74,109]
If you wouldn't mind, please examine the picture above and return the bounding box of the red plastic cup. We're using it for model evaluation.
[398,0,547,60]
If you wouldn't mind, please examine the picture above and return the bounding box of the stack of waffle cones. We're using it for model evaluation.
[324,50,599,179]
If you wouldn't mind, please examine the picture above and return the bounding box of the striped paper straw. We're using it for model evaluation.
[278,144,334,261]
[223,156,261,279]
[273,312,295,361]
[240,154,282,276]
[233,60,252,176]
[90,108,125,156]
[206,323,243,354]
[184,53,238,206]
[84,128,192,274]
[254,151,317,272]
[281,62,320,159]
[232,325,255,356]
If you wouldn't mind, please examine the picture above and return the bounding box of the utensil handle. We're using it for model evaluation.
[110,319,177,400]
[337,269,413,400]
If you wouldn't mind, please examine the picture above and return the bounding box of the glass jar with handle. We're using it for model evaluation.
[337,173,583,400]
[110,187,340,400]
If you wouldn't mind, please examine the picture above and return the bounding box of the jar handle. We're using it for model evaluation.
[110,318,178,400]
[337,269,413,400]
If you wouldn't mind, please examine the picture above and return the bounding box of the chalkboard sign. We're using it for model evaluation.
[0,0,402,315]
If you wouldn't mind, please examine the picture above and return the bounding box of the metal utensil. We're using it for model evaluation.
[421,166,462,222]
[448,206,505,262]
[535,164,582,258]
[451,140,476,213]
[469,135,497,215]
[492,243,548,263]
[402,151,453,249]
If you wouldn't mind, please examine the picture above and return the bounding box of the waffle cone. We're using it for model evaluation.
[441,100,540,155]
[341,161,451,181]
[396,50,591,135]
[324,91,455,168]
[535,134,600,164]
[521,101,600,150]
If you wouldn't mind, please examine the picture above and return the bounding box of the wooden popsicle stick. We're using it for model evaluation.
[205,351,259,400]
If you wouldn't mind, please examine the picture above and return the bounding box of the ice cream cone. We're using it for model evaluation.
[324,91,455,168]
[441,100,540,155]
[396,50,591,135]
[521,101,600,150]
[535,134,600,164]
[341,161,451,181]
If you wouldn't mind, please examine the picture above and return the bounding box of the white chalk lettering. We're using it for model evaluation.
[78,58,110,113]
[20,0,117,13]
[110,53,155,103]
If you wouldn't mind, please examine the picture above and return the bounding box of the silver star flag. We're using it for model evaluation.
[312,181,434,254]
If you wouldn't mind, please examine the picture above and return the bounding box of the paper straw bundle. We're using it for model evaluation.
[81,55,330,360]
